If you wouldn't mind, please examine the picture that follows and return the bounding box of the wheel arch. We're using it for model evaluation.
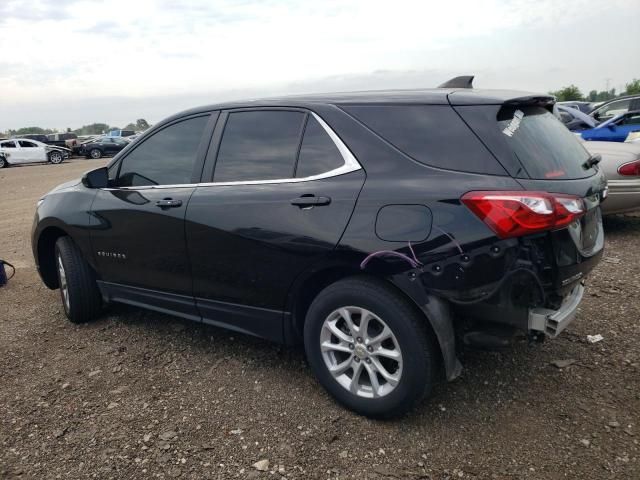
[35,225,70,289]
[286,262,454,380]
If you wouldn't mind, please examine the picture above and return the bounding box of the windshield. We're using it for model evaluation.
[496,106,593,180]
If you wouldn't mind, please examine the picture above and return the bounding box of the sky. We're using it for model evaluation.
[0,0,638,131]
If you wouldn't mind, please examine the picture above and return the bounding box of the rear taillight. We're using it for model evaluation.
[618,160,640,176]
[461,191,586,239]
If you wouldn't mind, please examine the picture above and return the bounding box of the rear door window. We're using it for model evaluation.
[213,110,305,182]
[295,116,343,178]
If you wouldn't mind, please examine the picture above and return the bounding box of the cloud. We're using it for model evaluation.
[0,0,638,130]
[78,20,131,38]
[0,0,79,25]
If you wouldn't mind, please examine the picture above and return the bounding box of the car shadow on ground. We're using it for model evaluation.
[90,302,564,424]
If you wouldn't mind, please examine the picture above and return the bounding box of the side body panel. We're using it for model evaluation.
[186,171,365,309]
[89,186,196,296]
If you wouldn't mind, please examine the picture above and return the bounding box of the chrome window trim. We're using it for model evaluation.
[104,111,362,191]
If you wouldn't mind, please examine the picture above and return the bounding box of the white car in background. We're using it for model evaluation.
[0,139,71,168]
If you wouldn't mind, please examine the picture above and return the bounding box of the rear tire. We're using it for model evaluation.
[54,237,102,323]
[304,277,436,418]
[90,148,102,159]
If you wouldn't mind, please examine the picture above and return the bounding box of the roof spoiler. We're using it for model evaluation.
[438,75,474,89]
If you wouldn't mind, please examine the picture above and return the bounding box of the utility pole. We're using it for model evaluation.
[605,78,611,91]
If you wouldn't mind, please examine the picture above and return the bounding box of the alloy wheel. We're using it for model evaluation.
[50,151,63,164]
[90,149,102,159]
[320,306,403,398]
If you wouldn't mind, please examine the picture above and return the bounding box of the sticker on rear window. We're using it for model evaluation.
[502,109,524,137]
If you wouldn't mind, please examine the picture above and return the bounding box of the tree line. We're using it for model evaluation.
[3,119,151,137]
[550,79,640,102]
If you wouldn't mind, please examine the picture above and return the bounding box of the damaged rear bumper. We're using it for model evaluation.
[528,282,584,338]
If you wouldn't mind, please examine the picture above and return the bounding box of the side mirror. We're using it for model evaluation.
[82,167,109,189]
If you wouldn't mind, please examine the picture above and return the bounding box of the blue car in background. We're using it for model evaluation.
[581,110,640,142]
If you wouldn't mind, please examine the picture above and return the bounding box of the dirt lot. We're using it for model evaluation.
[0,159,639,479]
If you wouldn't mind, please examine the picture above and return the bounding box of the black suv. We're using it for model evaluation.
[32,80,606,417]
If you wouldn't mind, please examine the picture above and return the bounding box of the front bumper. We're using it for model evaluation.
[528,283,584,337]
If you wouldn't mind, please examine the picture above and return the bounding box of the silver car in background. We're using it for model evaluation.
[583,141,640,215]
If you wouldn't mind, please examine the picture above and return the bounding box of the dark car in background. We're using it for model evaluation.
[15,133,78,151]
[80,136,128,159]
[591,95,640,122]
[32,79,606,417]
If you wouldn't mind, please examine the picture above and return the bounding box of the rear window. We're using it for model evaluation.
[496,106,592,180]
[342,105,506,175]
[455,105,594,180]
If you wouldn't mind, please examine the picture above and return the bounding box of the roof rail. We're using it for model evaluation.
[438,75,474,89]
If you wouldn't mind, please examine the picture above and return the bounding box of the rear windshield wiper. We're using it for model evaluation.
[583,153,601,170]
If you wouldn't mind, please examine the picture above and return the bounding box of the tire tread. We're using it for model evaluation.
[55,236,102,323]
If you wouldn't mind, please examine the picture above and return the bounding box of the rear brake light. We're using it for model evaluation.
[461,191,585,239]
[618,160,640,176]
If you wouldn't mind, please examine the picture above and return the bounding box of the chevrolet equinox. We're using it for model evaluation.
[32,77,606,417]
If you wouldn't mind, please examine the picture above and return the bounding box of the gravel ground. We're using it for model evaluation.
[0,160,638,479]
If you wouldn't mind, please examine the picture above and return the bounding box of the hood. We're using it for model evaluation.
[557,105,598,128]
[46,145,72,152]
[46,179,81,195]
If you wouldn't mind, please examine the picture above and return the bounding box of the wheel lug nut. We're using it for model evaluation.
[348,343,354,350]
[357,337,363,343]
[367,346,373,352]
[365,358,371,364]
[354,357,360,362]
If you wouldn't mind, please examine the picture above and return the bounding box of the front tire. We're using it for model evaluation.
[0,156,8,168]
[48,151,64,164]
[54,237,102,323]
[90,148,102,159]
[304,277,436,418]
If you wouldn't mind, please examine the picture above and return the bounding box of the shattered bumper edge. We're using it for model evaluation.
[528,283,585,338]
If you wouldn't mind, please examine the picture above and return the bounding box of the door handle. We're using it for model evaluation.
[155,198,183,208]
[291,195,331,208]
